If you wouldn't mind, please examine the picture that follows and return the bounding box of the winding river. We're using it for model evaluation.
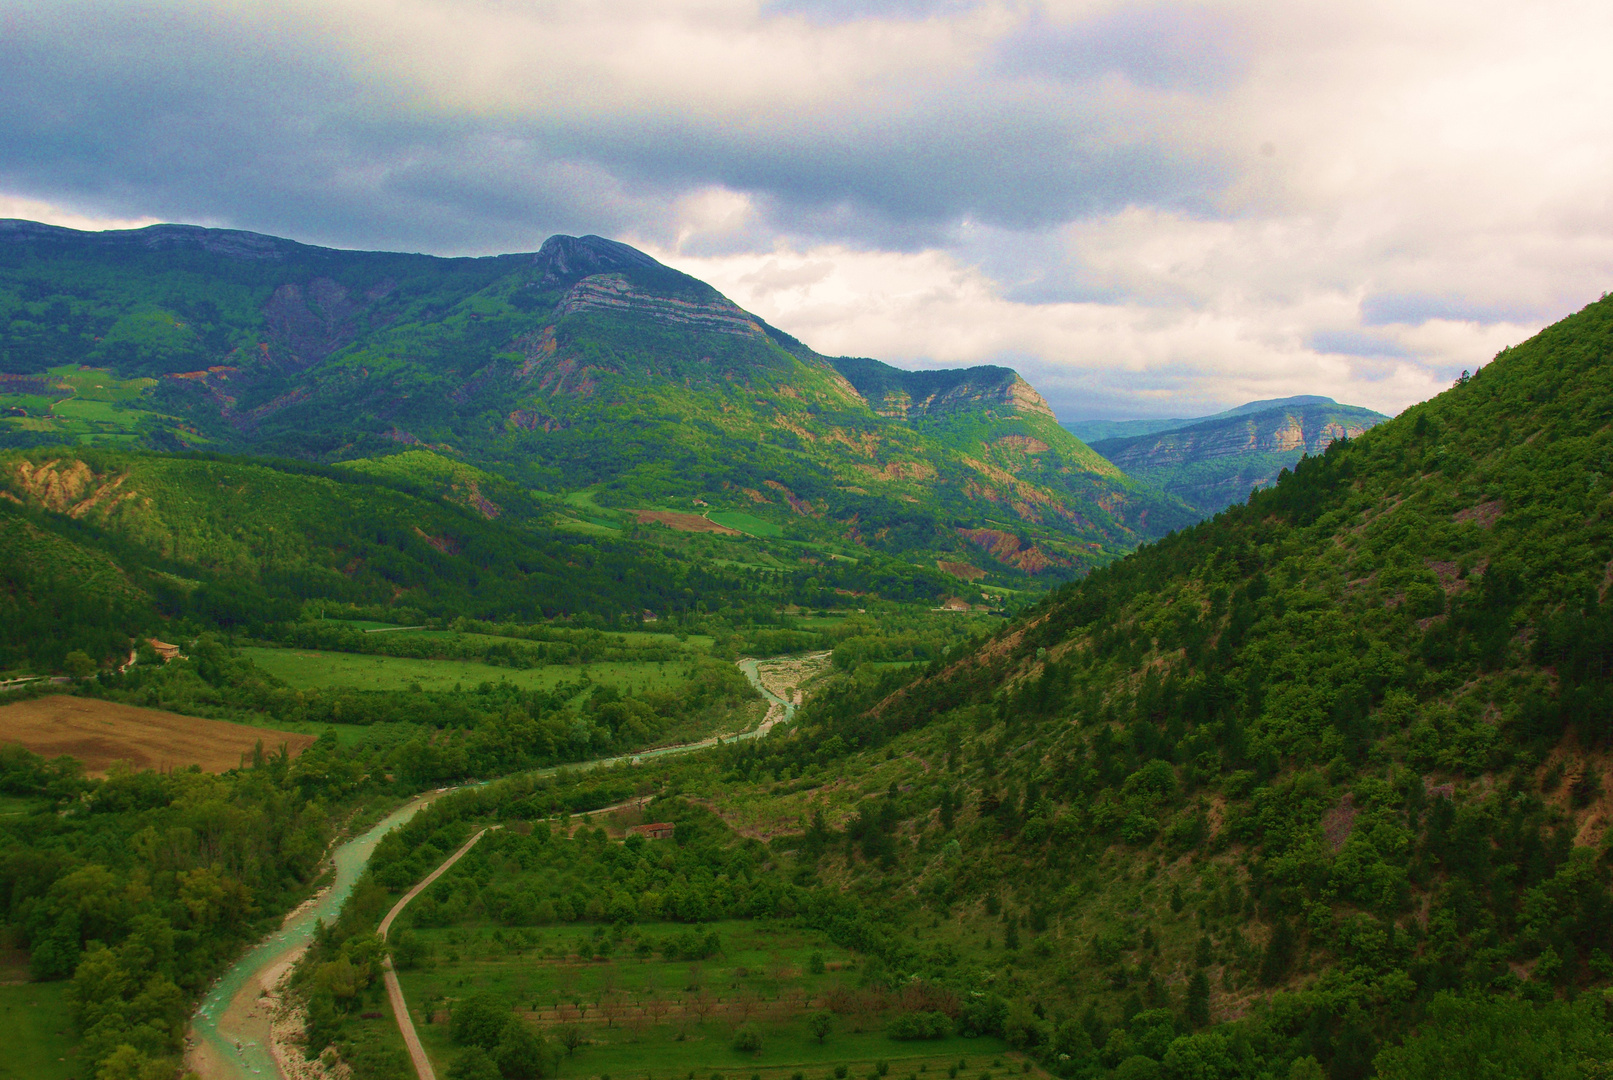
[189,656,801,1080]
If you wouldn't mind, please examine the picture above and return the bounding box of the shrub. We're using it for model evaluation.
[450,992,511,1050]
[888,1011,952,1040]
[664,928,722,961]
[448,1047,501,1080]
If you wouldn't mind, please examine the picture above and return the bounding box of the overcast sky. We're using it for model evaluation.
[3,0,1610,420]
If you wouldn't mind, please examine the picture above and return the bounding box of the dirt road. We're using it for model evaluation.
[377,826,500,1080]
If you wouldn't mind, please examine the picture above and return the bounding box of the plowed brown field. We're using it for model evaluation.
[632,510,739,534]
[0,695,315,775]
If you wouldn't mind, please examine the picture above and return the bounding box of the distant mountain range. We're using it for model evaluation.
[1064,396,1391,516]
[1061,395,1346,445]
[0,220,1197,590]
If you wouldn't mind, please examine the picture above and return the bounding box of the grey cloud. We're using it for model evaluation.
[1359,292,1545,327]
[0,6,649,252]
[1306,329,1411,358]
[0,2,1233,256]
[1033,374,1237,424]
[993,5,1252,94]
[568,96,1227,249]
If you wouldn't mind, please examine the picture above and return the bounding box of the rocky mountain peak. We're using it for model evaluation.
[532,234,663,288]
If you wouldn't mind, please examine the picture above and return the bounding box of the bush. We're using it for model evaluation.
[451,992,511,1050]
[956,992,1008,1037]
[663,928,722,960]
[1114,1058,1161,1080]
[733,1026,762,1054]
[888,1011,952,1040]
[1162,1032,1235,1080]
[448,1047,501,1080]
[494,1021,552,1080]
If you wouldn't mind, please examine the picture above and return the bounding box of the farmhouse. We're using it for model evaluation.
[148,638,181,661]
[627,821,675,840]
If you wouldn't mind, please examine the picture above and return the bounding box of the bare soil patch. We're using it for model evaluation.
[632,510,739,534]
[0,695,315,775]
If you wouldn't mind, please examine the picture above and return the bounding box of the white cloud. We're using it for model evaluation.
[0,193,159,234]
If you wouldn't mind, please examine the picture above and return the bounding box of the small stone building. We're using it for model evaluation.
[627,822,675,840]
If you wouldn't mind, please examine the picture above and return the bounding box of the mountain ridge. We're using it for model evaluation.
[1089,397,1390,516]
[1062,395,1355,445]
[0,220,1196,584]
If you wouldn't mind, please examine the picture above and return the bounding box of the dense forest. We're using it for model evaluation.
[0,736,367,1079]
[0,447,970,675]
[722,293,1613,1075]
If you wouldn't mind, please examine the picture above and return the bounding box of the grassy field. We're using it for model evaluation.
[562,490,627,531]
[313,621,713,653]
[395,920,1032,1079]
[0,694,315,776]
[243,648,700,696]
[51,365,158,402]
[265,719,432,750]
[708,511,784,539]
[553,516,623,536]
[0,365,175,445]
[0,982,82,1080]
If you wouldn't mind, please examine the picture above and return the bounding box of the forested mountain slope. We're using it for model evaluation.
[0,447,773,672]
[1089,398,1390,517]
[746,293,1613,1076]
[0,221,1193,580]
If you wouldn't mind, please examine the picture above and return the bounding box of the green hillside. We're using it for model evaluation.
[689,293,1613,1075]
[0,221,1194,585]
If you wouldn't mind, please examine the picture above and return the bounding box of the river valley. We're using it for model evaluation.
[187,653,820,1080]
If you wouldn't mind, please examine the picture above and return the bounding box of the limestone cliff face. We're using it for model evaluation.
[555,274,765,337]
[1091,400,1390,517]
[1095,408,1378,470]
[829,356,1054,421]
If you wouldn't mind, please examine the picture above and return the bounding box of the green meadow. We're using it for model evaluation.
[0,365,177,444]
[0,982,80,1080]
[261,719,433,751]
[242,647,701,696]
[708,510,785,538]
